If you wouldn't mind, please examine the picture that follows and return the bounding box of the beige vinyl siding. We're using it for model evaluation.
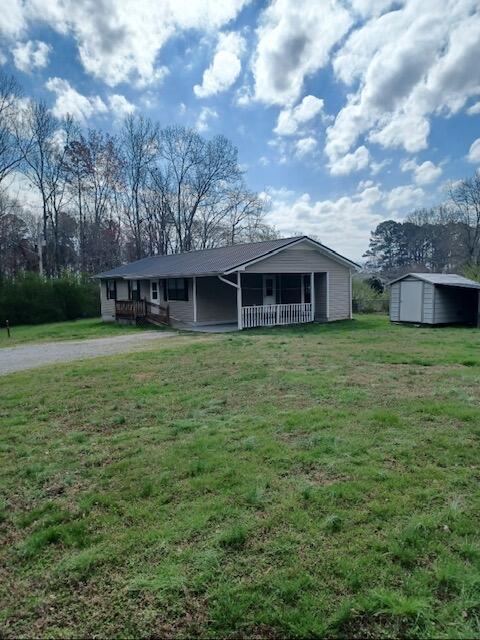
[116,279,129,300]
[164,278,194,325]
[314,272,327,320]
[389,282,401,321]
[328,267,351,320]
[423,282,435,323]
[196,276,237,324]
[244,242,352,321]
[100,281,115,321]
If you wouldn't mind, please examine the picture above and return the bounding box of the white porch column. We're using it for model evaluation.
[310,272,315,321]
[193,276,197,323]
[326,272,330,320]
[349,270,353,319]
[237,271,243,330]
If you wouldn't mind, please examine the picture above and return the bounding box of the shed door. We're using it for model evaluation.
[399,280,423,322]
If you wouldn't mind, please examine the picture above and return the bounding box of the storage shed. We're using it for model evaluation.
[389,273,480,325]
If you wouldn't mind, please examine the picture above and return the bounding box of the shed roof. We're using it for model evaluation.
[389,272,480,290]
[95,236,359,279]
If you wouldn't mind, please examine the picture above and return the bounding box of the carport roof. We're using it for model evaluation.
[389,273,480,289]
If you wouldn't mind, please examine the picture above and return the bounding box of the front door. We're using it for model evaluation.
[263,275,276,305]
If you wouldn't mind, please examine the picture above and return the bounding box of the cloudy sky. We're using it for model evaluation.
[1,0,479,260]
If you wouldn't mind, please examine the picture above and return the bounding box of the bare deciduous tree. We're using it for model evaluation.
[449,171,480,265]
[0,71,22,187]
[120,114,159,260]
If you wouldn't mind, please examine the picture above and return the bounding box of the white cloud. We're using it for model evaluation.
[329,145,370,176]
[467,138,480,164]
[0,0,25,38]
[108,94,136,119]
[12,40,50,73]
[263,184,386,260]
[370,158,391,175]
[326,0,480,165]
[45,77,135,123]
[466,101,480,115]
[252,0,352,105]
[1,0,249,87]
[357,179,374,190]
[196,106,218,132]
[46,78,108,122]
[385,184,424,210]
[295,136,317,157]
[274,95,324,136]
[400,158,442,184]
[194,31,245,98]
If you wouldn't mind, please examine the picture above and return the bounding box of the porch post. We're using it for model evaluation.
[237,271,243,330]
[310,272,315,322]
[193,276,197,324]
[326,272,330,320]
[349,270,353,319]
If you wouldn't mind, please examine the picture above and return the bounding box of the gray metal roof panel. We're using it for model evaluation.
[95,236,359,279]
[389,272,480,289]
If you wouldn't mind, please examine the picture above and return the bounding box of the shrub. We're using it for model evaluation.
[462,263,480,283]
[352,277,389,314]
[0,272,99,326]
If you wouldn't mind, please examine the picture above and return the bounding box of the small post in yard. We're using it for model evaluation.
[6,320,10,338]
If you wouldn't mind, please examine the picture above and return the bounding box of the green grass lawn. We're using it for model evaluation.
[1,315,479,638]
[0,317,165,347]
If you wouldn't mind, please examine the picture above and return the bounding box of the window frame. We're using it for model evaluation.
[166,277,189,302]
[128,280,140,301]
[150,280,158,301]
[106,279,117,300]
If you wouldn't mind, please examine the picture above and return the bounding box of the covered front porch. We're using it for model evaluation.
[235,272,321,329]
[107,271,328,331]
[216,271,328,330]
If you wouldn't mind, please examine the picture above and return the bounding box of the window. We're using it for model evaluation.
[106,280,116,300]
[151,280,158,300]
[128,280,140,301]
[167,278,189,301]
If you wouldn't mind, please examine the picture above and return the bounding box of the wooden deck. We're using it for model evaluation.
[115,300,169,326]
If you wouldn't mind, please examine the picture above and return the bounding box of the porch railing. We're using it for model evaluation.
[115,299,146,318]
[145,301,170,325]
[242,303,313,329]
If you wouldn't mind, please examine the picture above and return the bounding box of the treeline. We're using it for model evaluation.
[0,71,274,280]
[365,172,480,278]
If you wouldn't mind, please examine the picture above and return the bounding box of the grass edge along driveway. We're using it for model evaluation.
[0,317,168,348]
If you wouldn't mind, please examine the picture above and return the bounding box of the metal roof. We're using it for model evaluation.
[389,272,480,289]
[95,236,360,279]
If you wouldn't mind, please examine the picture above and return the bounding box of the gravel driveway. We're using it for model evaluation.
[0,331,176,375]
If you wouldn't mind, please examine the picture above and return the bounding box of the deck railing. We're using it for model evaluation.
[115,299,146,318]
[145,301,170,325]
[242,303,313,329]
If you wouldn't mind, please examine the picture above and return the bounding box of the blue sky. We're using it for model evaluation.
[1,0,479,260]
